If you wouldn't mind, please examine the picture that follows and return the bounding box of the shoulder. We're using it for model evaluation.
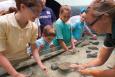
[55,19,63,25]
[35,37,45,47]
[45,7,53,11]
[0,13,11,22]
[69,15,81,24]
[29,21,38,30]
[0,13,13,28]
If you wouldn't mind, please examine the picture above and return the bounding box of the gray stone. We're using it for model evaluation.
[87,52,98,58]
[51,63,59,70]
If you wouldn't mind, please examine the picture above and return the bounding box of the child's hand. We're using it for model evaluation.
[40,65,48,76]
[40,64,47,71]
[91,34,97,40]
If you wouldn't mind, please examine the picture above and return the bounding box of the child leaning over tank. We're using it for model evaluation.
[27,25,56,76]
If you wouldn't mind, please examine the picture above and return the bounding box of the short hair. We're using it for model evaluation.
[8,7,17,13]
[59,5,71,14]
[0,10,6,16]
[80,8,86,14]
[15,0,41,10]
[43,25,56,36]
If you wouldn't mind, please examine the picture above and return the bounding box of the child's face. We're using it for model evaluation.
[80,12,86,22]
[41,0,46,7]
[46,35,55,42]
[60,10,71,22]
[20,1,43,22]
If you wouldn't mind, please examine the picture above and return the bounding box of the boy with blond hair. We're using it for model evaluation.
[53,5,75,51]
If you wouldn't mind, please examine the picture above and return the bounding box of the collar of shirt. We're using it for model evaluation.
[11,13,32,30]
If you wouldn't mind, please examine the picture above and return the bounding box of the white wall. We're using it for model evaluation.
[0,0,16,11]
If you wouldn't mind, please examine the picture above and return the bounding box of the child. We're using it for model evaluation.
[39,0,56,35]
[53,5,75,51]
[69,9,97,45]
[0,0,43,77]
[32,25,56,75]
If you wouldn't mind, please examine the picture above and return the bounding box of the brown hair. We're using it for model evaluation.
[59,5,71,14]
[0,10,6,16]
[8,7,17,13]
[15,0,41,10]
[43,25,56,36]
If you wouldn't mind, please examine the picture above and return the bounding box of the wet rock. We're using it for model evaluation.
[91,41,99,45]
[44,54,52,58]
[87,52,98,58]
[51,63,59,70]
[58,62,71,71]
[88,46,98,50]
[86,50,92,53]
[62,49,76,55]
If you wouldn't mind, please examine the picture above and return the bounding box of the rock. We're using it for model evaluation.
[51,63,59,70]
[87,52,98,58]
[88,46,98,50]
[62,49,76,55]
[58,62,71,71]
[86,50,92,53]
[91,41,99,45]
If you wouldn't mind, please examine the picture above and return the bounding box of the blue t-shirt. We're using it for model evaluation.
[69,16,85,40]
[71,21,85,40]
[35,37,52,55]
[53,18,72,46]
[39,7,56,26]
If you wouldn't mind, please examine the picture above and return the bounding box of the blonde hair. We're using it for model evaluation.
[59,5,71,14]
[43,25,56,36]
[15,0,41,10]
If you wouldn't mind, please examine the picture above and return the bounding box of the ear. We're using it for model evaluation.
[20,4,27,11]
[59,14,62,18]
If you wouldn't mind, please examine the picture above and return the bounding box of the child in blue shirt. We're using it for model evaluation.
[31,25,55,75]
[69,10,97,45]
